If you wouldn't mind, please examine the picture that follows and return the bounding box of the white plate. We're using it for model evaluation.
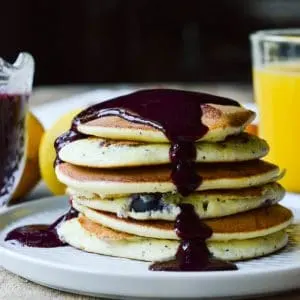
[1,194,300,299]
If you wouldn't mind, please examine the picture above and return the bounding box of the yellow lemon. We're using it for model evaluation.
[13,112,44,200]
[39,109,82,195]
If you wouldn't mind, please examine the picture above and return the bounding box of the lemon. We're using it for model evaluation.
[13,112,44,200]
[39,109,82,195]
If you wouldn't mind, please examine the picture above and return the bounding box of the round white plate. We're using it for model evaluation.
[1,194,300,299]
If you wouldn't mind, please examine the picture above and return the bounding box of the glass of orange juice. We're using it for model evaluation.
[251,29,300,192]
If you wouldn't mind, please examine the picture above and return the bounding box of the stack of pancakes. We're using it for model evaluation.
[56,94,292,263]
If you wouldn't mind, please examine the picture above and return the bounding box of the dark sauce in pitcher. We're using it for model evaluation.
[0,94,28,206]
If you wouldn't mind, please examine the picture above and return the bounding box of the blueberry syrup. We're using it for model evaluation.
[0,94,28,206]
[5,207,78,247]
[54,89,240,271]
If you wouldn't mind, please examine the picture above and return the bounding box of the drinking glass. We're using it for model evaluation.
[251,29,300,192]
[0,53,34,206]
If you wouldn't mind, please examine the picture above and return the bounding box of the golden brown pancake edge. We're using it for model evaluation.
[57,160,279,183]
[82,204,292,235]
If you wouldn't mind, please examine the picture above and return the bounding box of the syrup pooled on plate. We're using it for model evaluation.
[5,207,78,247]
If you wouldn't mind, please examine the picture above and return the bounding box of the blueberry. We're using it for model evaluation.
[129,193,164,212]
[260,199,274,208]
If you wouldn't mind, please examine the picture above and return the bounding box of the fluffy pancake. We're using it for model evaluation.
[72,202,293,241]
[57,215,288,261]
[58,133,269,168]
[56,160,281,197]
[77,104,255,143]
[69,182,285,220]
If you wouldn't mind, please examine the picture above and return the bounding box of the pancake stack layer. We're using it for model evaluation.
[55,89,292,268]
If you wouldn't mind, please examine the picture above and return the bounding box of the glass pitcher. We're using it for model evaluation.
[0,53,34,206]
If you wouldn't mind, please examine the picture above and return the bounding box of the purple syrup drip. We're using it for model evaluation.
[54,130,86,153]
[175,204,212,240]
[54,129,87,166]
[150,204,237,271]
[5,207,78,248]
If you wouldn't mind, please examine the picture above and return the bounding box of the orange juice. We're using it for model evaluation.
[253,63,300,192]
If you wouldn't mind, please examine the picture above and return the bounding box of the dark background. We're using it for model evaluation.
[2,0,300,85]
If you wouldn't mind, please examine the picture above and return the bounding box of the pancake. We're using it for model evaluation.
[56,160,281,198]
[58,133,269,168]
[69,182,285,220]
[72,202,293,241]
[57,215,288,261]
[77,104,255,143]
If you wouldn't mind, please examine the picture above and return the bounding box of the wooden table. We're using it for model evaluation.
[1,84,299,300]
